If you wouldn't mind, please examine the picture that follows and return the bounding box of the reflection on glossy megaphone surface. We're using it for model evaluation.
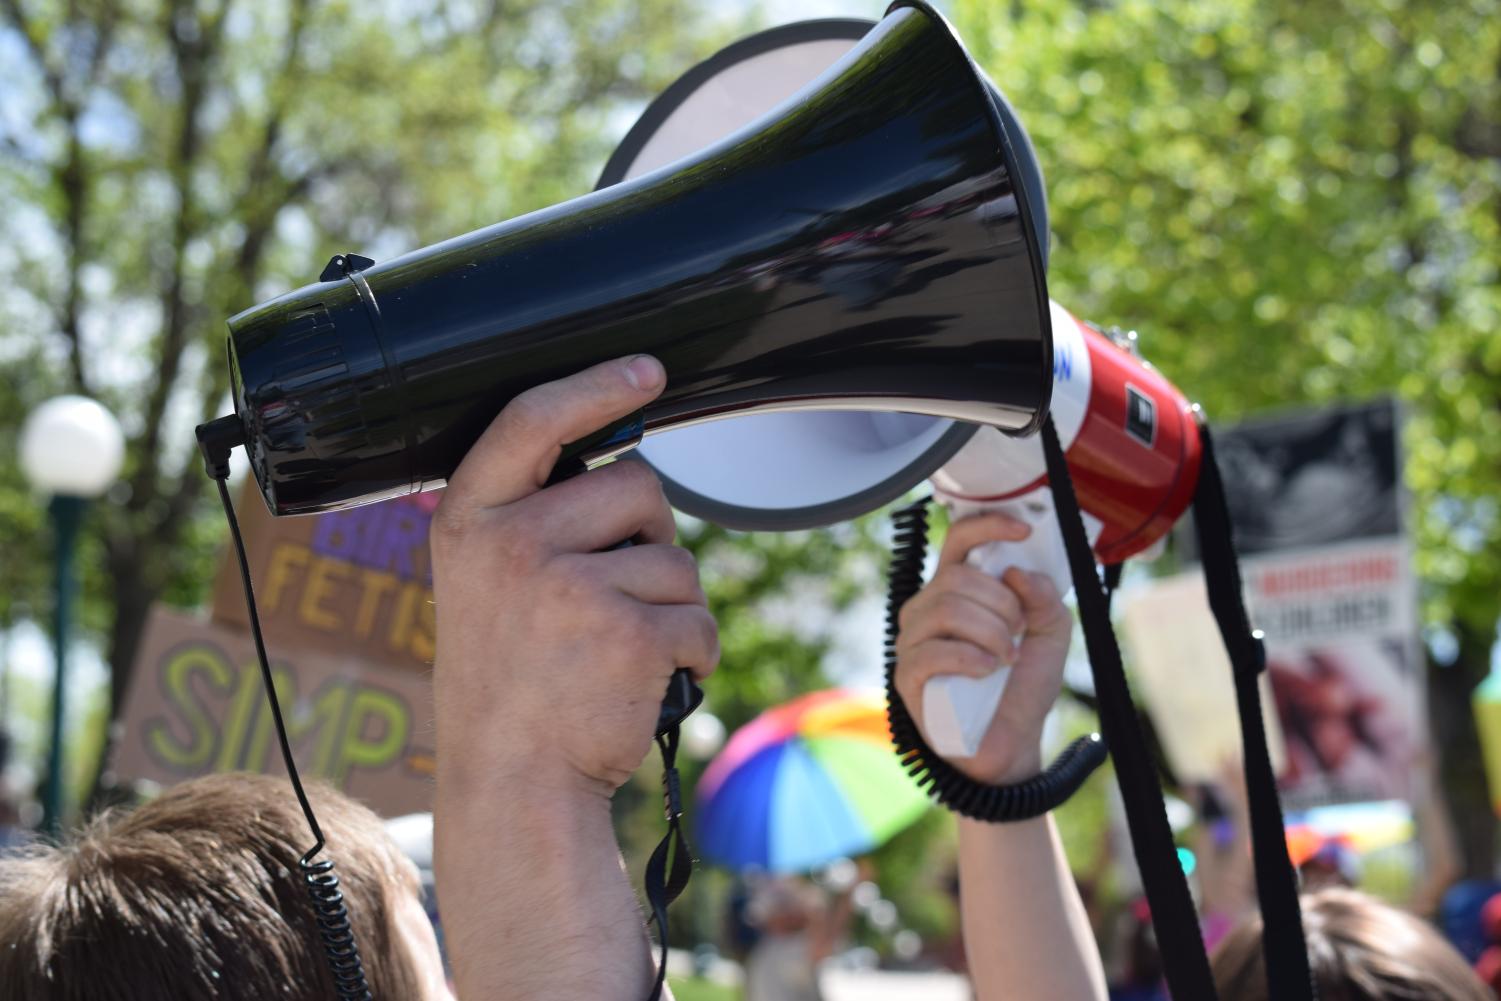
[221,1,1052,517]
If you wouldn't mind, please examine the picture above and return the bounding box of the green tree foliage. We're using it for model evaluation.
[955,0,1501,872]
[0,0,746,712]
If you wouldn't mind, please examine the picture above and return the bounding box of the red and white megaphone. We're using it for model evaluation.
[922,303,1201,753]
[604,19,1200,759]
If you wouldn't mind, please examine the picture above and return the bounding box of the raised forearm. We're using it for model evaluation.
[893,516,1106,1000]
[435,756,658,1000]
[958,813,1107,1001]
[426,358,710,1000]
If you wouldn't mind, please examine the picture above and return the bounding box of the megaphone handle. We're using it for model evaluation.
[886,496,1106,824]
[547,439,704,738]
[921,496,1073,758]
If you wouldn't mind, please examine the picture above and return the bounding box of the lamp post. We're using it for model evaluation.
[20,396,124,835]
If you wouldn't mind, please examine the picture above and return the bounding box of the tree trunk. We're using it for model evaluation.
[1428,617,1499,880]
[91,533,158,808]
[107,566,155,721]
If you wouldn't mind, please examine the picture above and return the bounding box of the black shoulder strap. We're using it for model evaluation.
[1190,418,1316,999]
[1041,418,1220,1000]
[644,725,694,1001]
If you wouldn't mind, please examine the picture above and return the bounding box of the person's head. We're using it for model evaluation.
[0,772,451,1001]
[1211,886,1490,1001]
[1299,838,1360,891]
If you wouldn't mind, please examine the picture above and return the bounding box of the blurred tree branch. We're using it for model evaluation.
[1,0,119,394]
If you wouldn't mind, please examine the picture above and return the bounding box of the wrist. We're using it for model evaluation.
[433,740,643,1001]
[435,750,617,880]
[951,740,1043,785]
[995,744,1044,783]
[437,722,616,809]
[984,743,1043,785]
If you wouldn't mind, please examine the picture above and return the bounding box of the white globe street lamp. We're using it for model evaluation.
[680,709,727,761]
[19,395,125,834]
[21,396,126,498]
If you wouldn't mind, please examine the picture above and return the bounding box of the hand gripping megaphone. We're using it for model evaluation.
[609,23,1313,1001]
[598,19,1200,759]
[920,304,1201,755]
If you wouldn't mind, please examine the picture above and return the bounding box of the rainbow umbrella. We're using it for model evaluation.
[1284,800,1414,856]
[695,689,931,872]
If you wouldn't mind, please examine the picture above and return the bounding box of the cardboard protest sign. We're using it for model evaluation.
[113,607,435,817]
[1120,573,1286,784]
[212,480,439,672]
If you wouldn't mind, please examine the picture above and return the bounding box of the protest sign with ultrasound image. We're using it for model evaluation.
[1166,399,1422,808]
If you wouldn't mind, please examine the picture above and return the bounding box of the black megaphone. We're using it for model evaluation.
[219,0,1053,517]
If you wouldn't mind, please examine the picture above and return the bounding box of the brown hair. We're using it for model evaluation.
[0,772,423,1001]
[1211,887,1490,1001]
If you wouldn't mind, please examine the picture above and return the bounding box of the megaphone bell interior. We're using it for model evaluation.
[224,0,1053,517]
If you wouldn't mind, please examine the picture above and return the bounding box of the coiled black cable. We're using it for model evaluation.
[883,496,1108,822]
[303,857,373,999]
[199,417,373,1001]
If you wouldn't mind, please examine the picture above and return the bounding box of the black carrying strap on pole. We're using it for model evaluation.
[644,724,693,1001]
[1191,417,1316,1000]
[1040,417,1221,1001]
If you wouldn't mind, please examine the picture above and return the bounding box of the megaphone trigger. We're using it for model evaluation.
[951,496,1076,597]
[544,408,646,487]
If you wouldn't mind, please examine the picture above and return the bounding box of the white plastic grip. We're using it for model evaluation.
[919,494,1074,760]
[922,666,1013,759]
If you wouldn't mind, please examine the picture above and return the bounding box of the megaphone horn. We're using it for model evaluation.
[610,16,1056,531]
[223,0,1052,517]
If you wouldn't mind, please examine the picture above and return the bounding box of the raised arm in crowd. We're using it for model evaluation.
[891,511,1109,1001]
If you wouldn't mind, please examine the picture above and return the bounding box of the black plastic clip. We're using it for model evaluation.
[655,669,703,736]
[662,765,683,822]
[1249,629,1268,675]
[319,253,376,282]
[196,415,245,479]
